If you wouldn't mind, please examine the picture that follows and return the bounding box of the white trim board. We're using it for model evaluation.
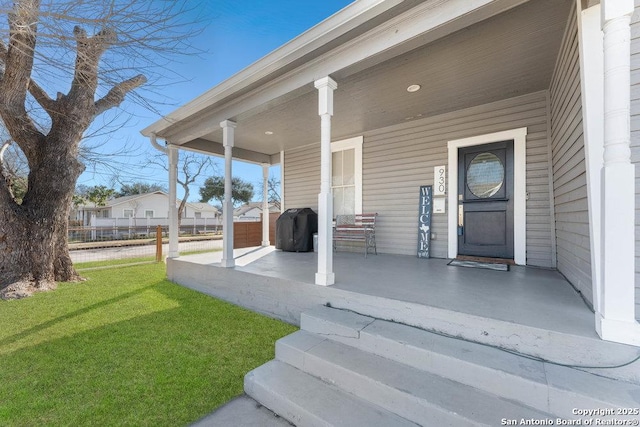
[576,2,604,318]
[447,128,528,265]
[280,151,286,213]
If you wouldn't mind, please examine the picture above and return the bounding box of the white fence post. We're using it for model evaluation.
[90,213,97,241]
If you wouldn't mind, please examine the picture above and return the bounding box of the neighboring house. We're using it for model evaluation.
[73,191,219,225]
[142,1,640,423]
[187,202,220,220]
[233,202,280,222]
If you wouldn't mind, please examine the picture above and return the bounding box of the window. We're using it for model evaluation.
[194,212,202,219]
[123,209,134,218]
[102,210,109,218]
[331,136,362,216]
[466,152,504,198]
[144,210,154,218]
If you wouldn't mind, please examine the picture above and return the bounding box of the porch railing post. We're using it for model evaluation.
[315,76,337,286]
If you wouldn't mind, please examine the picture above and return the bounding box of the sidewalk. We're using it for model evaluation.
[191,395,292,427]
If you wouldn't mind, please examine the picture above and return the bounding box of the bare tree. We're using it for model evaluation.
[0,0,201,299]
[147,151,215,224]
[261,175,281,210]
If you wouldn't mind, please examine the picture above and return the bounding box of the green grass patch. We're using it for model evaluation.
[74,256,157,270]
[0,263,297,426]
[178,249,221,257]
[73,250,221,271]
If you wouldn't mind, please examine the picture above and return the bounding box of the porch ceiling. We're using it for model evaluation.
[148,0,573,163]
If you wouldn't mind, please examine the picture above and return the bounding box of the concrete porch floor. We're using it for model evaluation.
[181,246,595,338]
[179,248,640,426]
[171,247,640,379]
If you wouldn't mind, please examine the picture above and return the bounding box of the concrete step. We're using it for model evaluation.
[277,330,553,426]
[320,291,640,380]
[244,360,418,427]
[300,305,640,416]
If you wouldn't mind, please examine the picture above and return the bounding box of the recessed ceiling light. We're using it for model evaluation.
[265,131,274,135]
[407,84,421,93]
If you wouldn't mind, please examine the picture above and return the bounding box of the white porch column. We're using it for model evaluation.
[314,77,337,286]
[576,2,604,329]
[262,163,270,246]
[221,120,236,268]
[168,144,179,258]
[597,0,639,345]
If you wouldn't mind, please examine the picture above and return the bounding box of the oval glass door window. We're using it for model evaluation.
[466,152,504,198]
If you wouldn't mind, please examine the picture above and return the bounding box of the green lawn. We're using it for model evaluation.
[73,250,220,271]
[74,256,157,270]
[0,263,297,426]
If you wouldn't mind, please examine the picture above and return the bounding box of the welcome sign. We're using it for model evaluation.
[417,185,432,258]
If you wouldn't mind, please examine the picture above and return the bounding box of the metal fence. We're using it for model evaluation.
[69,225,223,266]
[69,224,221,244]
[69,214,275,267]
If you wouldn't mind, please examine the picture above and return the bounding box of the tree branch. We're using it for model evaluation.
[1,38,56,116]
[28,79,56,113]
[0,1,46,158]
[186,158,208,185]
[0,38,7,64]
[0,140,19,209]
[68,25,116,103]
[0,41,6,83]
[94,74,147,117]
[4,0,39,89]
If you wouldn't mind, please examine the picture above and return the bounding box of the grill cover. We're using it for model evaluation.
[275,208,318,252]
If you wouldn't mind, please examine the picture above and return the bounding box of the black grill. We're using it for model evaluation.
[275,208,318,252]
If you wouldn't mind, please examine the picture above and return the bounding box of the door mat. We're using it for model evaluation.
[447,259,509,271]
[455,255,516,265]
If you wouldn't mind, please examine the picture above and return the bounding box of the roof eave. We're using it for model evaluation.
[140,0,404,138]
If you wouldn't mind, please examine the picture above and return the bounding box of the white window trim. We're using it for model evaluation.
[280,151,285,213]
[331,136,363,215]
[447,128,527,265]
[123,209,134,218]
[144,210,155,218]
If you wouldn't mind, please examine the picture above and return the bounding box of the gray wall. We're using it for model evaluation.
[631,0,640,318]
[283,145,320,211]
[284,91,554,266]
[549,6,592,304]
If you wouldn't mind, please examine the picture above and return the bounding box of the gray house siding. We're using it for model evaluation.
[631,0,640,318]
[284,91,554,266]
[363,92,552,264]
[549,7,591,304]
[283,144,320,211]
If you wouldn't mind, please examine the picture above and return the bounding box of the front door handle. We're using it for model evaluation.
[458,201,464,235]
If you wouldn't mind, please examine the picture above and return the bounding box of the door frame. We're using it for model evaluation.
[447,127,527,265]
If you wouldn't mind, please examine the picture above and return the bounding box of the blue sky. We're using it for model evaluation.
[78,0,353,201]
